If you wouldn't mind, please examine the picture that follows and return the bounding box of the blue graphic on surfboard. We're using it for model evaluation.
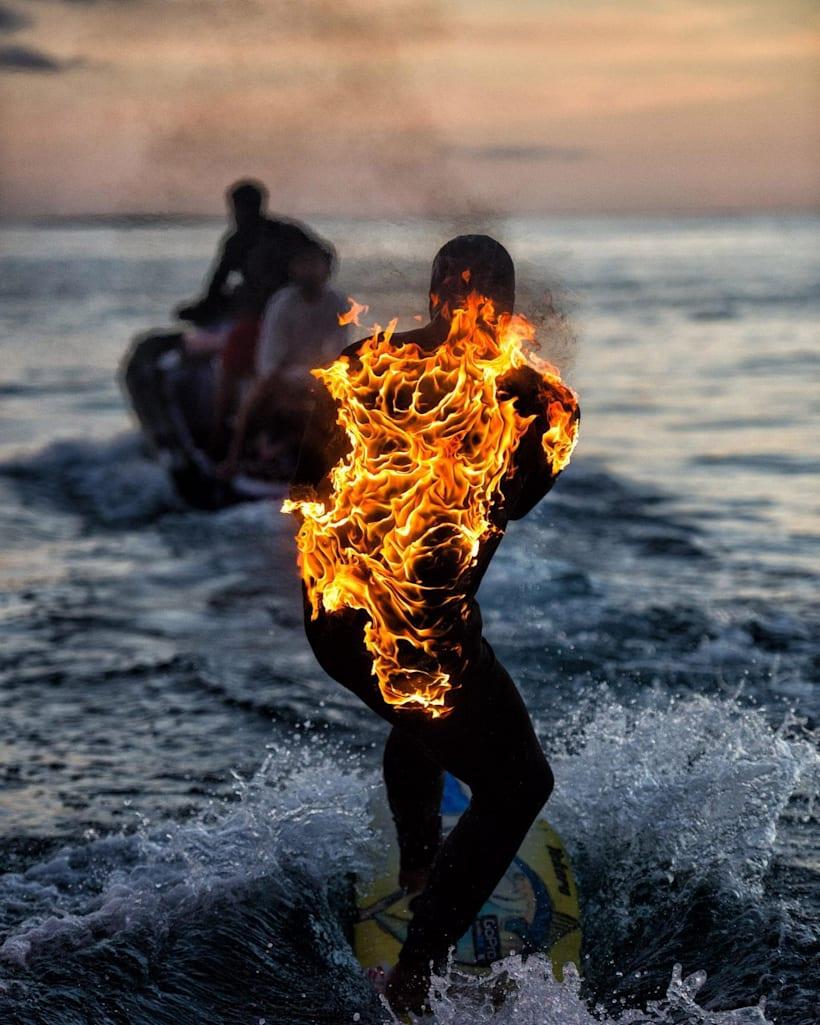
[354,772,582,991]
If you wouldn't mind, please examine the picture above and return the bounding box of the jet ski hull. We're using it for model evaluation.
[120,330,284,510]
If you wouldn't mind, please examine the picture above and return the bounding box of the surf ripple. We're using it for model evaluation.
[545,692,818,1024]
[0,740,383,1025]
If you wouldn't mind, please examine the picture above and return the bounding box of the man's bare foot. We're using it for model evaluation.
[399,866,430,894]
[385,958,431,1016]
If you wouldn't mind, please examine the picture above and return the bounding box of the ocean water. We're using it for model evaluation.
[0,215,817,1024]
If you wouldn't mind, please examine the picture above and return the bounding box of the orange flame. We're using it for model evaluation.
[338,298,369,327]
[284,293,579,718]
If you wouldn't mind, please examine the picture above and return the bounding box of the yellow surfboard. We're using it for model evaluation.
[354,773,581,997]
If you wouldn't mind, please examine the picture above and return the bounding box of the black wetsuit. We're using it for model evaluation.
[292,331,573,970]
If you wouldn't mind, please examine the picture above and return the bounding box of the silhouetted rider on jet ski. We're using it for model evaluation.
[176,179,330,327]
[121,178,338,505]
[177,180,269,327]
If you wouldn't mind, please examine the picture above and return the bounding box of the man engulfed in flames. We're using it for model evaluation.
[285,257,578,718]
[284,235,579,1014]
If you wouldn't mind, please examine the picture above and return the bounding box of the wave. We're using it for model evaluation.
[698,453,820,476]
[545,692,818,1024]
[0,434,183,526]
[0,694,815,1024]
[425,958,771,1025]
[1,744,376,968]
[0,742,383,1024]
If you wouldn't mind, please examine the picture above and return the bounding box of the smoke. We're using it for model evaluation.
[124,0,484,219]
[0,3,31,34]
[0,0,580,359]
[0,43,84,71]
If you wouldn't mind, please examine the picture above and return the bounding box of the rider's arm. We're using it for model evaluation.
[221,375,277,472]
[256,293,288,377]
[202,232,239,306]
[176,232,239,322]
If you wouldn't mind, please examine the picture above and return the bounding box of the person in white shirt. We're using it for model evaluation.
[220,243,349,477]
[257,246,349,382]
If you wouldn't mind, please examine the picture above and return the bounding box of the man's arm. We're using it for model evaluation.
[220,374,278,474]
[256,293,288,377]
[500,367,580,521]
[504,416,556,521]
[290,339,364,495]
[290,384,346,495]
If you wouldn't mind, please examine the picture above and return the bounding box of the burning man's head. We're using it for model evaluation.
[429,235,515,320]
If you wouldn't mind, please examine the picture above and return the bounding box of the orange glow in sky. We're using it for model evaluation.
[0,0,818,216]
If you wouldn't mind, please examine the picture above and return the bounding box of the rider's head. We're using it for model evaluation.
[228,180,267,230]
[289,243,333,299]
[429,235,515,320]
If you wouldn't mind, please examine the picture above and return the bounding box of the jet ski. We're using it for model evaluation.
[120,329,291,510]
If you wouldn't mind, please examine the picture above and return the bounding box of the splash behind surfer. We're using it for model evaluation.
[287,235,579,1014]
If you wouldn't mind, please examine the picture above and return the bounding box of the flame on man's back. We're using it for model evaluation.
[284,292,579,717]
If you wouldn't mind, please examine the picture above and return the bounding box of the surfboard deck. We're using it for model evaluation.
[354,772,581,1000]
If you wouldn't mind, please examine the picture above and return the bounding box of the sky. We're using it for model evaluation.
[0,0,818,217]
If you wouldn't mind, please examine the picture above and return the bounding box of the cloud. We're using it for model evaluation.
[447,144,592,163]
[0,44,81,71]
[0,3,31,33]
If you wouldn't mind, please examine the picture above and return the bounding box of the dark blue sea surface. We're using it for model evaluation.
[0,216,817,1024]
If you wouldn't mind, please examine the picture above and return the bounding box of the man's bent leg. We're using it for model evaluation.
[396,647,554,970]
[383,727,443,891]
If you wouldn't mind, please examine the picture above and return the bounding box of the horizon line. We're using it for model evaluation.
[2,205,820,227]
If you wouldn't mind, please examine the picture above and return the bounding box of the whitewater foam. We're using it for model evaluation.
[1,433,180,525]
[0,738,378,967]
[415,957,772,1025]
[0,694,815,1023]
